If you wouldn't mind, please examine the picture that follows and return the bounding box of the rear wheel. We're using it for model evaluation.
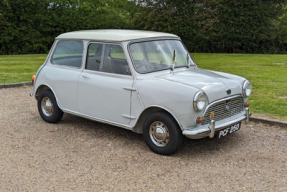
[143,112,183,155]
[37,89,63,123]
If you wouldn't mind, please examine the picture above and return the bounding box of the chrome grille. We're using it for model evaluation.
[201,96,244,125]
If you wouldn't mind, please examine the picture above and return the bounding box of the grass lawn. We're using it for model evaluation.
[0,54,47,84]
[0,53,286,120]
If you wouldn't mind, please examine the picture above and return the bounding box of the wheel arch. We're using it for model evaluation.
[132,106,183,134]
[35,84,62,109]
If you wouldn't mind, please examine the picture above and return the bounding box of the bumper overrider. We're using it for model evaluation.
[183,108,251,139]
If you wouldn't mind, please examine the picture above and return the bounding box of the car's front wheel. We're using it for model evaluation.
[143,112,183,155]
[37,89,63,123]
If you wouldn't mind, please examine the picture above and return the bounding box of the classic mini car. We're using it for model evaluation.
[30,30,252,155]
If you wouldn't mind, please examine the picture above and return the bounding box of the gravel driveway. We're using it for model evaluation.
[0,86,286,191]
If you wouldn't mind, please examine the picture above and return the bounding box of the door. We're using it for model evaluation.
[78,43,133,125]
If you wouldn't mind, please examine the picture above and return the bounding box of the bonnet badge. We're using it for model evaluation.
[226,89,231,95]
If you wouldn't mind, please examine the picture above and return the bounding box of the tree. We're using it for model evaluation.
[134,0,287,53]
[0,0,138,55]
[198,0,287,53]
[133,0,198,50]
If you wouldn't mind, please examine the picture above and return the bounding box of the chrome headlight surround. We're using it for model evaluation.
[193,91,208,111]
[243,80,252,98]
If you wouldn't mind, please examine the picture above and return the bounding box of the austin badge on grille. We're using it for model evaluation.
[226,100,231,111]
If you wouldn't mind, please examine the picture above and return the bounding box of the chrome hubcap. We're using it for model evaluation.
[149,121,169,147]
[41,97,54,117]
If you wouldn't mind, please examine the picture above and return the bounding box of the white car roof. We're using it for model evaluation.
[56,30,179,41]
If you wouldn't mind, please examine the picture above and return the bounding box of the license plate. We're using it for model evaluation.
[218,123,241,138]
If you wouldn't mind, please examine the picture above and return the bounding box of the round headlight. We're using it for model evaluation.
[243,81,252,98]
[193,91,208,111]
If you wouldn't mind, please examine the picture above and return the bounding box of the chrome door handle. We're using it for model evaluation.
[82,74,88,78]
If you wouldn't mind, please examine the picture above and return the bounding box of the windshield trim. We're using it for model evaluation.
[127,39,196,74]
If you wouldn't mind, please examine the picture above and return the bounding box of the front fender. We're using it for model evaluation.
[136,78,201,129]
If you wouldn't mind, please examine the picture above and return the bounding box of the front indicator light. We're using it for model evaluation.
[32,75,35,86]
[197,117,203,124]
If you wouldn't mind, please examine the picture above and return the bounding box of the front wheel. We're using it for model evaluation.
[37,89,63,123]
[143,112,183,155]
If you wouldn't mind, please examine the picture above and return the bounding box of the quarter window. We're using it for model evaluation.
[51,41,83,68]
[86,43,131,75]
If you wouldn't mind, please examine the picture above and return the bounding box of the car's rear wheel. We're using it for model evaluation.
[143,112,183,155]
[37,89,63,123]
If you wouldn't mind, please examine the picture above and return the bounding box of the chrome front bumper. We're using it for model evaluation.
[183,108,251,139]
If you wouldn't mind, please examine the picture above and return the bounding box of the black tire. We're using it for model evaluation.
[37,89,63,123]
[143,112,183,155]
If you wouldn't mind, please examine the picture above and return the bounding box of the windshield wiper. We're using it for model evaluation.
[186,53,190,68]
[170,49,176,72]
[170,51,192,71]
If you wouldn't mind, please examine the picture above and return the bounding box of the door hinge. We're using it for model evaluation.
[123,87,136,91]
[122,114,136,119]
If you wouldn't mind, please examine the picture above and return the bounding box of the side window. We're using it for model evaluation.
[51,41,83,68]
[110,45,126,59]
[86,43,103,71]
[86,43,131,75]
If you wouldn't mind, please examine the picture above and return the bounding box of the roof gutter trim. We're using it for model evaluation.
[55,36,181,42]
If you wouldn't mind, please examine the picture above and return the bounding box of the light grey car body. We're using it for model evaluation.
[32,30,251,140]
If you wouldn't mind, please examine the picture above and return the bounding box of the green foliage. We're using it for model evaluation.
[134,0,287,53]
[197,0,286,53]
[279,5,287,50]
[0,0,138,55]
[133,0,197,50]
[1,0,287,54]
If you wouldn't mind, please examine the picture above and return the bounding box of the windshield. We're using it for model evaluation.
[129,40,195,73]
